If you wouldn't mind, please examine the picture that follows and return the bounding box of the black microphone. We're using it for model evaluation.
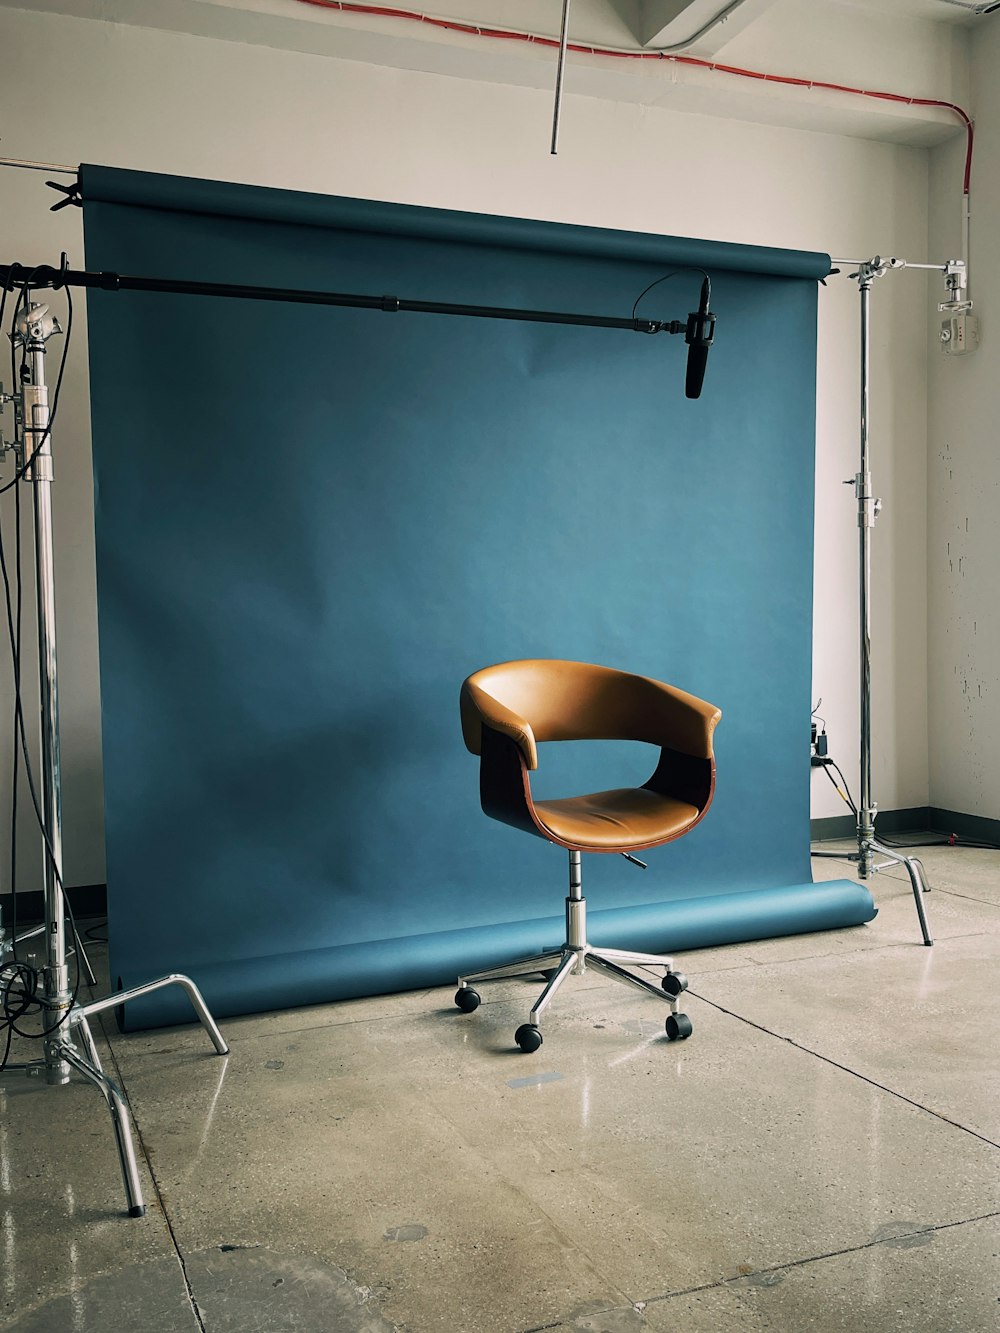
[684,277,716,400]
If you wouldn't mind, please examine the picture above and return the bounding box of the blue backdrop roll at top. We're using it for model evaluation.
[79,166,873,1028]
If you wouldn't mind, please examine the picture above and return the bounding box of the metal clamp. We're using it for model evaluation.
[12,302,62,347]
[848,471,881,528]
[850,255,904,286]
[0,383,22,464]
[938,259,972,313]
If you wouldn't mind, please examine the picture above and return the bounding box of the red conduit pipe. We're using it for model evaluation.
[293,0,974,192]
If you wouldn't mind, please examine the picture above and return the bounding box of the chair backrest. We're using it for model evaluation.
[461,659,719,764]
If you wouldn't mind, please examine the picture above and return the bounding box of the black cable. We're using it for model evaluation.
[1,907,82,1048]
[631,267,710,323]
[819,758,858,817]
[1,959,38,1063]
[876,834,1000,851]
[826,759,857,814]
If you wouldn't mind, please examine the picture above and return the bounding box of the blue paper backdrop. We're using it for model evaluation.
[80,166,873,1028]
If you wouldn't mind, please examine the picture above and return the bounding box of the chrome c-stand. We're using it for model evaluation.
[0,294,229,1217]
[817,254,971,947]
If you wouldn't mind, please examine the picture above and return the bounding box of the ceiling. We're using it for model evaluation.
[5,0,992,148]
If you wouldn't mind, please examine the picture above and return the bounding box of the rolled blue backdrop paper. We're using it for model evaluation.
[79,166,873,1031]
[119,880,874,1030]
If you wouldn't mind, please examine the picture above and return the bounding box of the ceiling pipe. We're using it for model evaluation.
[551,0,573,154]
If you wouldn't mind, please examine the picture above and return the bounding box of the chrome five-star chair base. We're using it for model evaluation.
[455,849,691,1053]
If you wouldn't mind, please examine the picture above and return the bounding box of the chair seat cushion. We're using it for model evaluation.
[532,787,701,850]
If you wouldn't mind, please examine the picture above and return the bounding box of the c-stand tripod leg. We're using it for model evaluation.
[73,1012,104,1072]
[867,839,933,946]
[56,1041,146,1217]
[76,973,229,1055]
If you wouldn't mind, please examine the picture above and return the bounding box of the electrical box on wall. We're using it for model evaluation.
[941,312,979,355]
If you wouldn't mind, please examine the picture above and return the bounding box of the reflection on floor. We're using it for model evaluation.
[2,841,998,1332]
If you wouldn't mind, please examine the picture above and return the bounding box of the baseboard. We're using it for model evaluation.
[927,807,1000,844]
[810,807,931,841]
[811,805,1000,845]
[0,884,107,929]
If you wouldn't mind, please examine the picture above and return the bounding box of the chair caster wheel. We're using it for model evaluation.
[455,987,481,1013]
[514,1023,543,1053]
[665,1012,693,1041]
[661,971,688,998]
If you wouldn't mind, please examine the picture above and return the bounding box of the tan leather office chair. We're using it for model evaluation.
[457,659,722,1052]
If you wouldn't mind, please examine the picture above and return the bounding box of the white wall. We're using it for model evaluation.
[927,15,1000,819]
[0,3,939,890]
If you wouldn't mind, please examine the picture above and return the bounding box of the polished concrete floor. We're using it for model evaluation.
[2,841,998,1332]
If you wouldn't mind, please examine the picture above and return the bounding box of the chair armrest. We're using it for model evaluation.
[461,679,539,770]
[640,678,722,760]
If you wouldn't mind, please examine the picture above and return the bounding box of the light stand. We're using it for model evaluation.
[816,253,972,947]
[851,257,932,946]
[0,293,229,1218]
